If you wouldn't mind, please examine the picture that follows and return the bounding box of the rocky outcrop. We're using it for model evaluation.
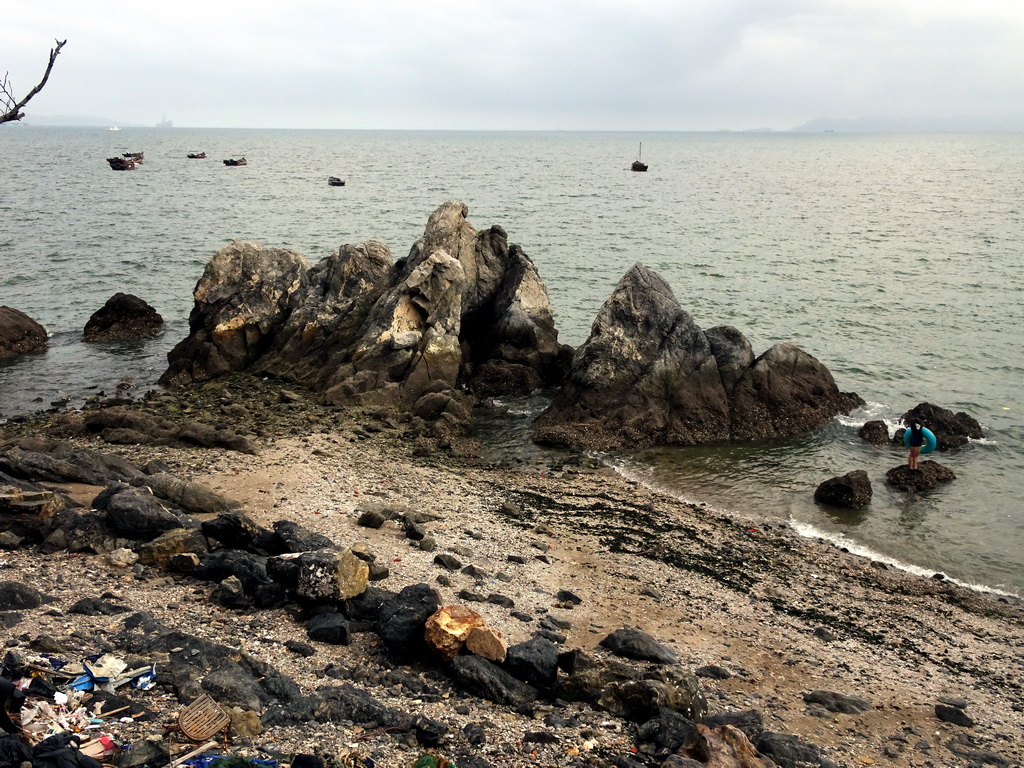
[858,420,890,444]
[160,203,572,431]
[83,293,164,342]
[813,470,872,509]
[160,242,311,387]
[0,306,47,358]
[898,402,984,450]
[533,264,863,450]
[885,461,956,492]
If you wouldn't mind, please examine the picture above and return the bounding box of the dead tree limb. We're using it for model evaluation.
[1,38,67,125]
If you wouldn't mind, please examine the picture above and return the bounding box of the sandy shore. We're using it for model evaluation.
[2,388,1022,768]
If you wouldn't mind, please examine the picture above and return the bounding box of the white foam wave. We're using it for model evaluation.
[604,453,1020,599]
[788,520,1020,598]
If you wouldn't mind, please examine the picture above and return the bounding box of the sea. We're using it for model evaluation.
[1,126,1022,595]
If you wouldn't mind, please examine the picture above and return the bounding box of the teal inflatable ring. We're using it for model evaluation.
[903,426,937,454]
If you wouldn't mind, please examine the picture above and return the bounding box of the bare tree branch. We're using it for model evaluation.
[1,38,67,125]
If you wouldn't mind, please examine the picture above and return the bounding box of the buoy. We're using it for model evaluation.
[903,426,937,454]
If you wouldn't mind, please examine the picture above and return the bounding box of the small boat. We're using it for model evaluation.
[327,176,346,187]
[187,152,206,159]
[223,157,247,166]
[107,126,119,131]
[107,156,136,171]
[631,143,648,172]
[123,151,144,163]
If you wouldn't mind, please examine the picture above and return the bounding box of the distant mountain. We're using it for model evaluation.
[791,114,1024,132]
[22,114,138,127]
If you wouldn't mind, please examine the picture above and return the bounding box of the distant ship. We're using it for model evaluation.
[156,116,173,128]
[107,126,120,131]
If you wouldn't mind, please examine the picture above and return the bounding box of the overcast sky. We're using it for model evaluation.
[4,0,1024,130]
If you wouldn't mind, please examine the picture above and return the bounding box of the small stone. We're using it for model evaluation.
[935,703,975,727]
[434,553,462,571]
[555,589,582,605]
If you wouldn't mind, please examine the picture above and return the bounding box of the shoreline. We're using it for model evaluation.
[2,377,1023,767]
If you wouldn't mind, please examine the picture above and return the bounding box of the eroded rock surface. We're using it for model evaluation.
[533,263,863,450]
[160,203,572,432]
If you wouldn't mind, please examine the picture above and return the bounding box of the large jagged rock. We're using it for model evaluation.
[533,264,731,450]
[0,306,47,358]
[533,263,863,450]
[83,293,164,342]
[160,203,571,427]
[160,242,311,386]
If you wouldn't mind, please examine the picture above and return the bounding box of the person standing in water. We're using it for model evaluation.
[907,420,925,470]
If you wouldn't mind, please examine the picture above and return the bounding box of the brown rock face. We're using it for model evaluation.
[533,263,863,451]
[0,306,48,358]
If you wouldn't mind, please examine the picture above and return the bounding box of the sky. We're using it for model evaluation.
[4,0,1024,131]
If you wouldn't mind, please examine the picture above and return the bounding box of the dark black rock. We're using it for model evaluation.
[803,690,872,714]
[935,703,975,727]
[814,469,872,509]
[450,655,538,707]
[463,722,487,746]
[599,627,677,664]
[344,586,398,623]
[433,553,462,571]
[356,509,387,529]
[307,612,352,645]
[83,293,163,342]
[535,629,566,644]
[202,511,276,554]
[312,683,446,745]
[885,460,957,492]
[757,731,826,768]
[99,485,191,538]
[636,708,697,758]
[194,549,273,593]
[555,589,582,605]
[504,637,560,690]
[701,709,764,743]
[695,665,732,680]
[211,576,250,609]
[271,520,334,553]
[377,582,442,654]
[68,598,130,616]
[285,640,317,657]
[0,306,47,357]
[0,581,49,611]
[201,659,268,711]
[858,420,890,445]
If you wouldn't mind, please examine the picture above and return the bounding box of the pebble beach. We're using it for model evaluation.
[2,377,1023,768]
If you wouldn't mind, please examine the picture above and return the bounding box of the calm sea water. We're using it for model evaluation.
[1,127,1022,593]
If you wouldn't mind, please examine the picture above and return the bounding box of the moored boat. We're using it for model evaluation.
[631,142,648,172]
[187,152,206,159]
[223,157,247,166]
[106,156,135,171]
[327,176,345,186]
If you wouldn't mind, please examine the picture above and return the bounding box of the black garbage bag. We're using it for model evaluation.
[0,735,33,768]
[0,678,25,735]
[32,733,102,768]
